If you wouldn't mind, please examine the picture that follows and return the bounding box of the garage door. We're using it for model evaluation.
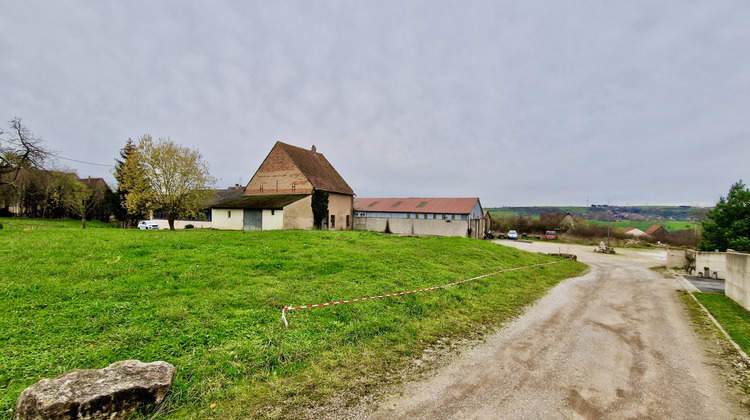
[243,210,262,230]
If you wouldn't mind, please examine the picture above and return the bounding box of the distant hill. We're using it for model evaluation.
[486,205,707,224]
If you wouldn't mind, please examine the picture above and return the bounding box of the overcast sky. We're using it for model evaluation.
[2,1,749,207]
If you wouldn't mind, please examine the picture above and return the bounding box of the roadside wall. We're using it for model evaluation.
[725,252,750,311]
[667,248,687,269]
[693,251,727,279]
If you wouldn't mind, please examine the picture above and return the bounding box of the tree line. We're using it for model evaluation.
[1,118,215,230]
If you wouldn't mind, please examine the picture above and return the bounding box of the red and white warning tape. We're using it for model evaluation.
[282,259,565,327]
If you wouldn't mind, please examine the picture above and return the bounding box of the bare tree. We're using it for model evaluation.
[1,119,55,217]
[1,118,53,182]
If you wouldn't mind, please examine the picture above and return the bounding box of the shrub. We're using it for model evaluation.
[184,224,194,229]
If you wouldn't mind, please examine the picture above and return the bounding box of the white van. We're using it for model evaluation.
[137,221,160,230]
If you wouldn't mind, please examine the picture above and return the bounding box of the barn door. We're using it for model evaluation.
[243,210,262,230]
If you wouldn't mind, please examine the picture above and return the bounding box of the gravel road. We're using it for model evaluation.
[364,241,748,419]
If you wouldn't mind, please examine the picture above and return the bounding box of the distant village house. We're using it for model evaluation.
[622,227,649,238]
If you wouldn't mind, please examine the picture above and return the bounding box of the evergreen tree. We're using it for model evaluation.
[113,138,147,227]
[700,180,750,252]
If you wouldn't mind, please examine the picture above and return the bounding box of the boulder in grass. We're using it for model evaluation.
[15,360,175,420]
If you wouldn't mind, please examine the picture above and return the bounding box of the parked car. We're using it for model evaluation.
[545,230,558,240]
[508,230,518,240]
[138,220,160,230]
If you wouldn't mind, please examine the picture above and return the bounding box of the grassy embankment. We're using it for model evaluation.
[0,218,584,418]
[680,291,750,405]
[691,293,750,354]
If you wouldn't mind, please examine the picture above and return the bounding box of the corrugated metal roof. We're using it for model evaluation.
[354,198,480,214]
[211,193,310,209]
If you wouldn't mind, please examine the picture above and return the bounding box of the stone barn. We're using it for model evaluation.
[211,142,354,230]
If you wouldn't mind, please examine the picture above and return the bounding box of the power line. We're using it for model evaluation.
[50,153,112,167]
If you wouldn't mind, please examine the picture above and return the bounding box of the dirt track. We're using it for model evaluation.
[365,241,748,419]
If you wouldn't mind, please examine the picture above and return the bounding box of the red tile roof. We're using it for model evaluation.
[354,197,480,214]
[275,142,354,195]
[645,225,665,235]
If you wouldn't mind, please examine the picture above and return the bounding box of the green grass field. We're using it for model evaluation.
[0,218,585,418]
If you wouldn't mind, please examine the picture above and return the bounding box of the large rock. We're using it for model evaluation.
[15,360,175,420]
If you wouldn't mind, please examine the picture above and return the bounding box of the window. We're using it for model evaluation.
[259,185,263,193]
[346,215,350,228]
[330,214,335,228]
[228,210,231,218]
[291,183,296,191]
[391,201,402,208]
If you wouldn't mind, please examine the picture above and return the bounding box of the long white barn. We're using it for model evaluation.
[353,197,485,238]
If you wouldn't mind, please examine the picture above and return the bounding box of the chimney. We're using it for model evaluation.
[311,145,316,156]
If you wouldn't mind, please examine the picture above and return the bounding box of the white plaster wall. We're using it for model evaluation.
[726,252,750,311]
[262,209,284,230]
[210,209,244,230]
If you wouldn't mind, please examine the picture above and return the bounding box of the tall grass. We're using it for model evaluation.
[0,219,584,418]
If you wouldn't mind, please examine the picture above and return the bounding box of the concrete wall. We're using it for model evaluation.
[726,252,750,311]
[354,217,470,237]
[210,209,243,230]
[693,251,728,279]
[667,248,688,269]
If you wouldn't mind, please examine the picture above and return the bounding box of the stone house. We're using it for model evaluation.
[211,142,354,230]
[645,225,668,237]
